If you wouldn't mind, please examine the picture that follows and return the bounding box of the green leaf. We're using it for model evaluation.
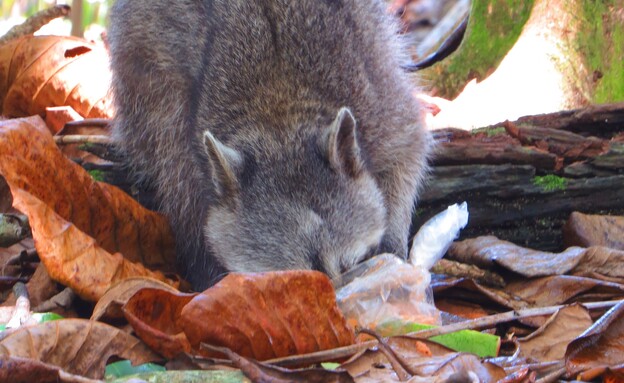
[107,370,248,383]
[0,312,63,331]
[321,362,341,370]
[31,312,64,323]
[105,360,165,379]
[378,321,500,358]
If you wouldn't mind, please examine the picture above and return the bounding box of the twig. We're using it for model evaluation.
[58,370,104,383]
[34,287,77,313]
[6,282,31,329]
[535,366,567,383]
[63,118,111,129]
[432,259,506,287]
[54,135,112,145]
[265,340,378,367]
[265,300,621,367]
[0,5,71,45]
[408,300,622,339]
[358,329,412,380]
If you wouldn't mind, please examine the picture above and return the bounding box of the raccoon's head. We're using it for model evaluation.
[203,107,386,279]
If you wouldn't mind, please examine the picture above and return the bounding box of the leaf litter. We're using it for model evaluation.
[0,12,624,383]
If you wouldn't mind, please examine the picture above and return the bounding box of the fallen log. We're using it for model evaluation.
[415,103,624,251]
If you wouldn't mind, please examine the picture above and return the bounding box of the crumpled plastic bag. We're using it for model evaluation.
[336,202,469,330]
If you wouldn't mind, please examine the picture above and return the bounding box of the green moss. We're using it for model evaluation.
[533,175,567,192]
[89,170,105,182]
[472,126,507,136]
[575,0,624,102]
[423,0,535,98]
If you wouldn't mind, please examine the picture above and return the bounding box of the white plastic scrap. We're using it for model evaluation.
[409,202,469,270]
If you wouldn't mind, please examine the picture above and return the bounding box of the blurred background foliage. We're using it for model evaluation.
[0,0,110,38]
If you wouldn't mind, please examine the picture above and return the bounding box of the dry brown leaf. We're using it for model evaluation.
[448,236,585,277]
[344,347,505,383]
[572,247,624,280]
[518,304,592,362]
[92,277,182,322]
[434,278,530,311]
[0,176,11,212]
[564,212,624,250]
[181,271,355,361]
[566,301,624,378]
[508,276,624,307]
[12,189,178,302]
[123,271,355,361]
[435,298,491,320]
[0,355,67,383]
[0,35,112,119]
[0,116,178,301]
[215,345,355,383]
[0,318,160,379]
[12,264,61,310]
[123,287,197,359]
[44,105,83,134]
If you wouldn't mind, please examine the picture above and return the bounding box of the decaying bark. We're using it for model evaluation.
[415,102,624,251]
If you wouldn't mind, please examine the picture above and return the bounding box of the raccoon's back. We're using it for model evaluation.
[108,0,424,285]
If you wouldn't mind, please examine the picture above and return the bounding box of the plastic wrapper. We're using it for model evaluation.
[335,203,469,330]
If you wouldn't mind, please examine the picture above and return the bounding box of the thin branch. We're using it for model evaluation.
[408,300,622,339]
[63,118,111,129]
[6,282,31,329]
[265,300,622,367]
[54,135,112,145]
[0,5,71,45]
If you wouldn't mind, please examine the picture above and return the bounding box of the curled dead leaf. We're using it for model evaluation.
[0,318,160,379]
[182,271,355,361]
[123,271,355,362]
[566,301,624,377]
[123,287,197,359]
[0,116,178,301]
[518,304,592,362]
[92,277,182,322]
[0,35,112,119]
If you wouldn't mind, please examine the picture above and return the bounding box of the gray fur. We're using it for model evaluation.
[108,0,431,290]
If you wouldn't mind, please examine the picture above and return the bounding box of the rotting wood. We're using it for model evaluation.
[514,102,624,136]
[416,103,624,251]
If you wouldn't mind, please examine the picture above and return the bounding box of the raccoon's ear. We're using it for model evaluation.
[323,107,364,178]
[203,131,242,198]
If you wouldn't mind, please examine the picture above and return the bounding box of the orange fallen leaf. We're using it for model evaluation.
[44,105,83,134]
[123,288,197,359]
[0,116,177,301]
[92,277,182,322]
[0,35,112,119]
[123,271,355,361]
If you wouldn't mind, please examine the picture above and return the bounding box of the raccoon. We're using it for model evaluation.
[108,0,431,290]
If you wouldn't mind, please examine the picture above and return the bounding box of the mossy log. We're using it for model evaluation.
[414,102,624,251]
[420,0,624,129]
